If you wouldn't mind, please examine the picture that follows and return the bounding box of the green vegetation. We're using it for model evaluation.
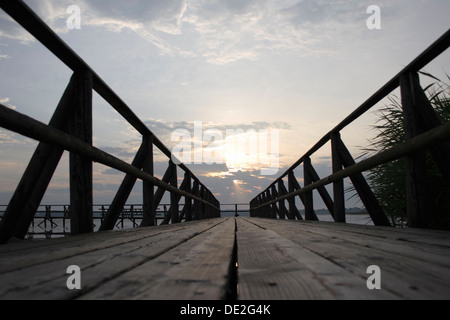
[363,73,450,229]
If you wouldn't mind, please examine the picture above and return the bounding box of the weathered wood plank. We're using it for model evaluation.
[236,218,394,300]
[79,218,235,300]
[289,219,450,248]
[0,218,230,300]
[1,217,449,300]
[0,220,222,275]
[247,218,450,299]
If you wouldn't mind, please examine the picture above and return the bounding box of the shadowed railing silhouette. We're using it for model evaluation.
[0,0,220,244]
[250,29,450,229]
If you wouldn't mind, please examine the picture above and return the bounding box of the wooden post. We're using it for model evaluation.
[303,157,319,221]
[0,73,88,243]
[331,132,346,223]
[161,161,179,225]
[69,71,93,235]
[200,185,206,220]
[206,191,213,219]
[277,180,293,219]
[287,173,310,220]
[260,192,268,218]
[287,172,303,220]
[254,196,261,217]
[400,73,430,228]
[270,185,282,219]
[250,199,256,217]
[403,73,450,183]
[170,162,179,223]
[191,180,201,220]
[334,135,391,227]
[184,173,192,221]
[265,190,273,218]
[141,134,155,227]
[304,164,335,220]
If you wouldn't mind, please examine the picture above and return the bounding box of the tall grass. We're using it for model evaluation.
[362,73,450,229]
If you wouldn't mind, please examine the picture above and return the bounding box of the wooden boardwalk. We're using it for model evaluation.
[0,217,449,300]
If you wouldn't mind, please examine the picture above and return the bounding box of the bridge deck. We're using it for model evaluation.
[0,217,449,300]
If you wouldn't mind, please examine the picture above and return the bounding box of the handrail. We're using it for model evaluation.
[250,29,450,228]
[0,0,220,243]
[252,121,450,208]
[270,29,450,185]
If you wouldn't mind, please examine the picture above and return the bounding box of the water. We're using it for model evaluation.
[0,206,374,239]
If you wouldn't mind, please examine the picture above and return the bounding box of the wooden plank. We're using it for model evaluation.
[69,71,93,235]
[0,221,204,274]
[0,218,230,300]
[236,218,396,300]
[79,218,235,300]
[284,219,450,248]
[247,218,450,299]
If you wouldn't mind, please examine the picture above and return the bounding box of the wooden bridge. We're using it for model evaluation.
[1,1,450,300]
[0,217,449,300]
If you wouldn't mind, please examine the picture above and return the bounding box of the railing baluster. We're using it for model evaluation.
[100,142,147,231]
[303,158,319,221]
[287,172,302,220]
[331,132,346,223]
[277,180,291,219]
[69,71,93,235]
[400,71,450,228]
[142,134,155,227]
[334,134,390,226]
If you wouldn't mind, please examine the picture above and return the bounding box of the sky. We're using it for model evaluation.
[0,0,449,209]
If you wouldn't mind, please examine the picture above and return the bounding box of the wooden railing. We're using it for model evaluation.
[0,0,220,244]
[250,29,450,228]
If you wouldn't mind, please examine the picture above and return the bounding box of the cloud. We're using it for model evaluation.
[0,97,17,110]
[0,11,35,43]
[0,0,414,65]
